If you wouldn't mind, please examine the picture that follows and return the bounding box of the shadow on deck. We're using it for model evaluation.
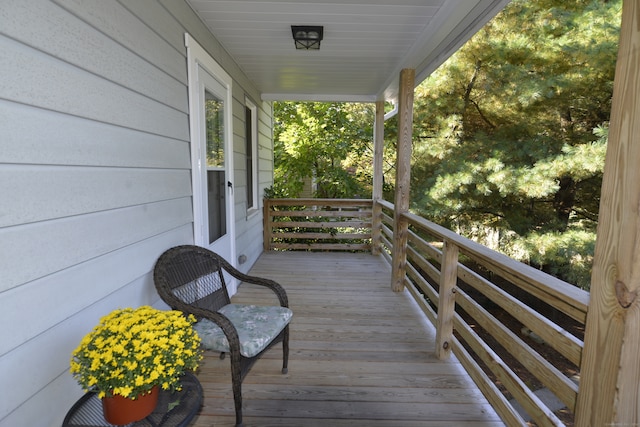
[191,251,504,426]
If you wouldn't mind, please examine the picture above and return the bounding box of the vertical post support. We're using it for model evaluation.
[263,198,273,251]
[435,240,458,359]
[371,100,385,255]
[391,69,415,292]
[576,1,640,424]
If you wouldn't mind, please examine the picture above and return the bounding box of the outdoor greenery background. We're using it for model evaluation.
[270,0,621,290]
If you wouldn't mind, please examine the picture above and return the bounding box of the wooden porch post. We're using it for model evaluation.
[371,100,385,255]
[576,1,640,424]
[263,198,273,251]
[391,69,415,292]
[435,240,458,359]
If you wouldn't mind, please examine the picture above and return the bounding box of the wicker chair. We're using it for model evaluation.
[153,245,291,427]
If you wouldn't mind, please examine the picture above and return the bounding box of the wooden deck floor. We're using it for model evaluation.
[191,252,504,426]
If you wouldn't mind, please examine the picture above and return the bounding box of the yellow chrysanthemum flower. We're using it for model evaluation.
[69,306,202,399]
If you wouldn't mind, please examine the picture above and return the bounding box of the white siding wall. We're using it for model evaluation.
[234,98,274,268]
[0,0,272,425]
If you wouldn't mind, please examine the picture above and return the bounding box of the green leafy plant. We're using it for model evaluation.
[70,306,202,399]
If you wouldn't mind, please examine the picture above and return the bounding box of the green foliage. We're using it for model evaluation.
[404,0,621,289]
[272,102,374,198]
[502,228,597,291]
[263,185,286,199]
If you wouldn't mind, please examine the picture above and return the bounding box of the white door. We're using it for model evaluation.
[186,34,235,271]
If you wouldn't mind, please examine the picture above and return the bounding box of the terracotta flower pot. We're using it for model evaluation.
[102,386,159,425]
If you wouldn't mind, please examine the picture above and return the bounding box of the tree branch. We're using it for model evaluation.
[462,59,483,136]
[470,98,496,129]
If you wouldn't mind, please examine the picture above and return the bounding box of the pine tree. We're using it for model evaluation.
[406,0,621,289]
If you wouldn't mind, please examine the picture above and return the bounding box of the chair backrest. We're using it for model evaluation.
[153,245,231,314]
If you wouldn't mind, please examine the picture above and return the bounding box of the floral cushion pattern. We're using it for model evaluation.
[193,304,293,358]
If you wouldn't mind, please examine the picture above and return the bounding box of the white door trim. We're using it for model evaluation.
[185,33,237,275]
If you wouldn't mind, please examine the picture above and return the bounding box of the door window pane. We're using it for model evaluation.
[205,88,226,244]
[207,171,226,243]
[205,90,224,168]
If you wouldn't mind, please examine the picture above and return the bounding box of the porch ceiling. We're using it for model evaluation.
[187,0,510,103]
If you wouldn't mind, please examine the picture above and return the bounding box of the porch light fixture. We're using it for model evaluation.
[291,25,323,50]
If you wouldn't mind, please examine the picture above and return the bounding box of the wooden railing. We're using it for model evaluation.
[263,197,589,425]
[377,199,589,426]
[263,198,373,251]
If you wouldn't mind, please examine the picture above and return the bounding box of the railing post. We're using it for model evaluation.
[435,239,458,359]
[373,100,385,201]
[371,100,385,256]
[391,68,415,292]
[371,201,382,255]
[263,198,272,251]
[576,0,640,424]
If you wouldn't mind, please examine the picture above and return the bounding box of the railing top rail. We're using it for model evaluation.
[401,210,589,316]
[266,198,373,206]
[376,199,394,210]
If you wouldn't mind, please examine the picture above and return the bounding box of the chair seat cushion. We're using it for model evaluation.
[194,304,292,358]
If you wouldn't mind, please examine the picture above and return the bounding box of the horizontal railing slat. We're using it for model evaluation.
[453,313,562,427]
[270,210,372,218]
[404,276,528,426]
[268,198,373,207]
[273,232,369,240]
[264,198,374,252]
[457,262,584,367]
[456,287,578,412]
[270,242,370,251]
[272,220,372,228]
[405,260,439,304]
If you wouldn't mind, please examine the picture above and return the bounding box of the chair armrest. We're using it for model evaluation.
[216,256,289,308]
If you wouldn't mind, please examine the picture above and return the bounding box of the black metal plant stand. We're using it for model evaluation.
[62,372,203,427]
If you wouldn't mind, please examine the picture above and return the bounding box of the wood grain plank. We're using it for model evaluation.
[193,415,504,427]
[191,252,504,426]
[576,0,640,424]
